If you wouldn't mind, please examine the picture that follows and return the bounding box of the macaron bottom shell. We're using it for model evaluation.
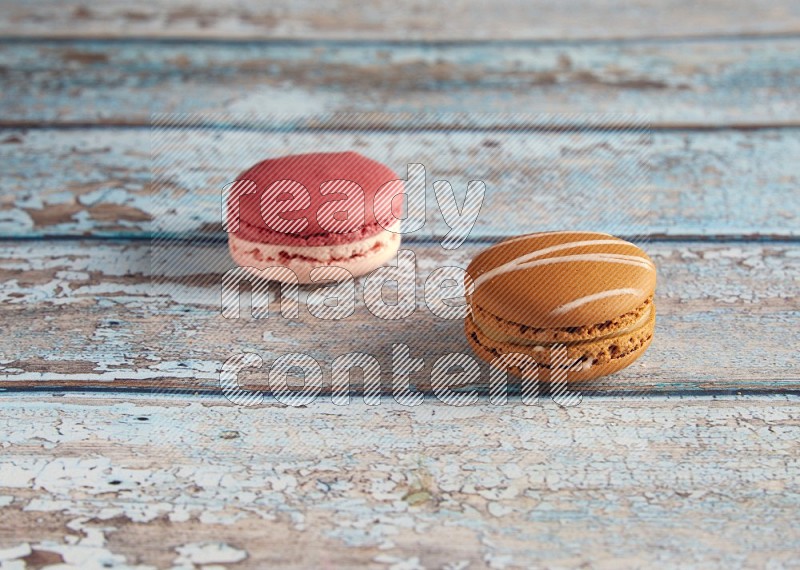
[228,222,401,284]
[464,302,655,382]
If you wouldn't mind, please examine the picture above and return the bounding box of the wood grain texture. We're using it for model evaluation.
[2,0,800,40]
[1,240,797,393]
[0,393,798,568]
[3,127,799,239]
[2,38,800,127]
[2,1,797,563]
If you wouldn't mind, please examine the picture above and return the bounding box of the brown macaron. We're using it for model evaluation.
[465,231,656,381]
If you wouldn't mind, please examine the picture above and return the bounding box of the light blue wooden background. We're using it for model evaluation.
[0,2,799,567]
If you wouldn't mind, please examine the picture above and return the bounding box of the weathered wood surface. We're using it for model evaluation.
[0,393,798,568]
[3,0,800,40]
[3,127,799,239]
[1,240,797,393]
[2,2,799,565]
[3,38,800,127]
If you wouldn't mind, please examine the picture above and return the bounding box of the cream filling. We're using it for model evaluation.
[474,304,653,348]
[231,220,401,264]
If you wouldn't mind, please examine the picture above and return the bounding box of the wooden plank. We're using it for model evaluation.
[0,393,798,568]
[2,0,800,40]
[1,240,797,393]
[2,38,800,127]
[3,127,799,239]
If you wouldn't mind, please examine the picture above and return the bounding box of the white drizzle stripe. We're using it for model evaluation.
[488,239,644,271]
[496,230,614,247]
[581,252,655,267]
[550,288,644,316]
[474,253,655,288]
[474,237,654,289]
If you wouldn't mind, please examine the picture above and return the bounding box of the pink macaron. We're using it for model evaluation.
[227,151,403,283]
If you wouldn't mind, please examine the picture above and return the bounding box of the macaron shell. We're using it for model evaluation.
[465,306,655,382]
[231,151,403,247]
[471,296,653,344]
[467,232,657,328]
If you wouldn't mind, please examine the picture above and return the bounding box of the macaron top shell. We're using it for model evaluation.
[230,151,402,247]
[467,231,657,329]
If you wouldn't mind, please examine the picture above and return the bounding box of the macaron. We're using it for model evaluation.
[465,231,656,381]
[227,151,402,283]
